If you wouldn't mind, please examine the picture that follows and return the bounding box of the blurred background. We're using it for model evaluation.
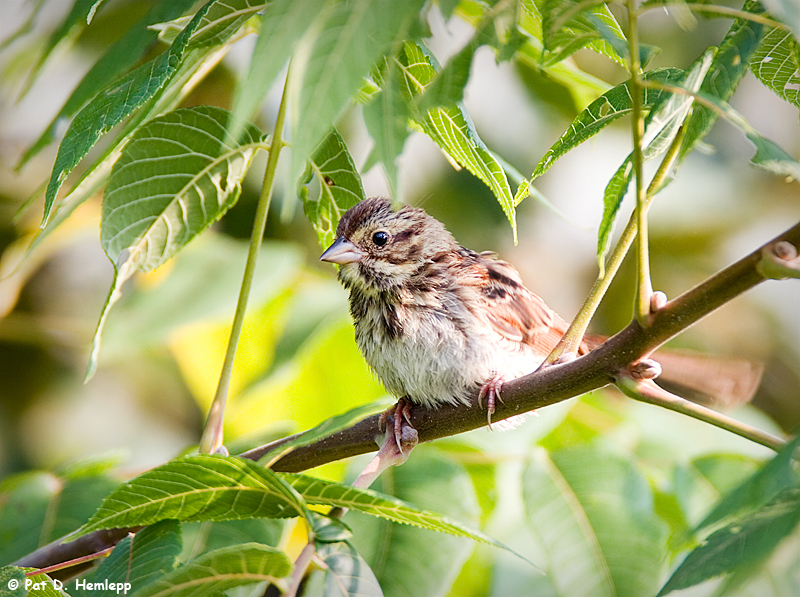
[0,0,798,486]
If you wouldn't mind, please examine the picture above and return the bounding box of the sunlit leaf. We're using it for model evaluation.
[597,50,713,266]
[73,455,308,538]
[363,59,412,198]
[188,0,265,48]
[229,0,327,142]
[531,68,685,180]
[678,1,766,159]
[132,543,292,597]
[86,105,263,379]
[540,0,629,67]
[751,27,800,108]
[298,129,365,249]
[398,42,517,241]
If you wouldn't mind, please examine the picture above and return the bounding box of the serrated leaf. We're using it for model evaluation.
[298,129,365,249]
[85,106,263,380]
[188,0,265,49]
[398,42,517,241]
[531,68,685,180]
[41,0,217,226]
[523,447,668,597]
[694,435,800,534]
[658,489,800,596]
[0,566,26,597]
[751,27,800,109]
[289,0,426,196]
[131,543,292,597]
[282,472,520,558]
[540,0,629,68]
[71,521,181,597]
[72,455,308,539]
[679,1,766,160]
[19,0,198,168]
[305,541,383,597]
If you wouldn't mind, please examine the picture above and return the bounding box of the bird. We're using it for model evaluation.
[320,197,763,450]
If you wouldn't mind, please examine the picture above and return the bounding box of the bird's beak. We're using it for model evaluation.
[320,236,364,265]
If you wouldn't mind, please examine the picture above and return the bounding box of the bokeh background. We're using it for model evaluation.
[1,0,798,485]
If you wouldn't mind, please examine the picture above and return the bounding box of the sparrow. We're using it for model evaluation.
[320,197,763,448]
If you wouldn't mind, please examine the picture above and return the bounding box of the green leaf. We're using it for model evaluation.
[305,541,383,597]
[19,0,198,169]
[522,447,668,597]
[289,0,426,194]
[540,0,629,67]
[188,0,265,48]
[181,519,285,559]
[131,543,292,597]
[0,470,119,565]
[229,0,327,142]
[41,0,217,226]
[694,436,800,535]
[85,106,263,380]
[283,469,512,552]
[298,129,365,249]
[398,42,518,241]
[0,566,25,597]
[658,489,800,596]
[72,455,309,538]
[762,0,800,38]
[71,521,181,597]
[678,2,767,159]
[751,27,800,109]
[531,68,685,180]
[362,59,413,198]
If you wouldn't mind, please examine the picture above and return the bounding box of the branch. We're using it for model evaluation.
[263,221,800,472]
[15,222,800,572]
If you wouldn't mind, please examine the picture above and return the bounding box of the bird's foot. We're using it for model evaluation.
[378,396,417,454]
[478,372,506,429]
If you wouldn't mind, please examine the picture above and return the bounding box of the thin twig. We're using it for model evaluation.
[617,378,786,452]
[198,65,293,454]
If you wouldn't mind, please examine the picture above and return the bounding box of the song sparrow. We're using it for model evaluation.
[320,197,762,448]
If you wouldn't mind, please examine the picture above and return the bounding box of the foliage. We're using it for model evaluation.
[1,0,799,596]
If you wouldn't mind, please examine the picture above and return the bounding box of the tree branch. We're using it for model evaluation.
[15,222,800,572]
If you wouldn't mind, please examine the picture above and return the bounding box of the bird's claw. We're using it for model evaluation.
[379,397,416,454]
[478,373,505,429]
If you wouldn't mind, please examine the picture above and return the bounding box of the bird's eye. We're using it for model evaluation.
[372,231,389,247]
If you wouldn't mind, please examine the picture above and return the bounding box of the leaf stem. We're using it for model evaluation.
[543,120,687,364]
[198,66,292,454]
[617,378,786,452]
[627,0,652,324]
[638,3,787,31]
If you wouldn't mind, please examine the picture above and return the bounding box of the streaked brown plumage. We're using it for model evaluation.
[320,197,762,440]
